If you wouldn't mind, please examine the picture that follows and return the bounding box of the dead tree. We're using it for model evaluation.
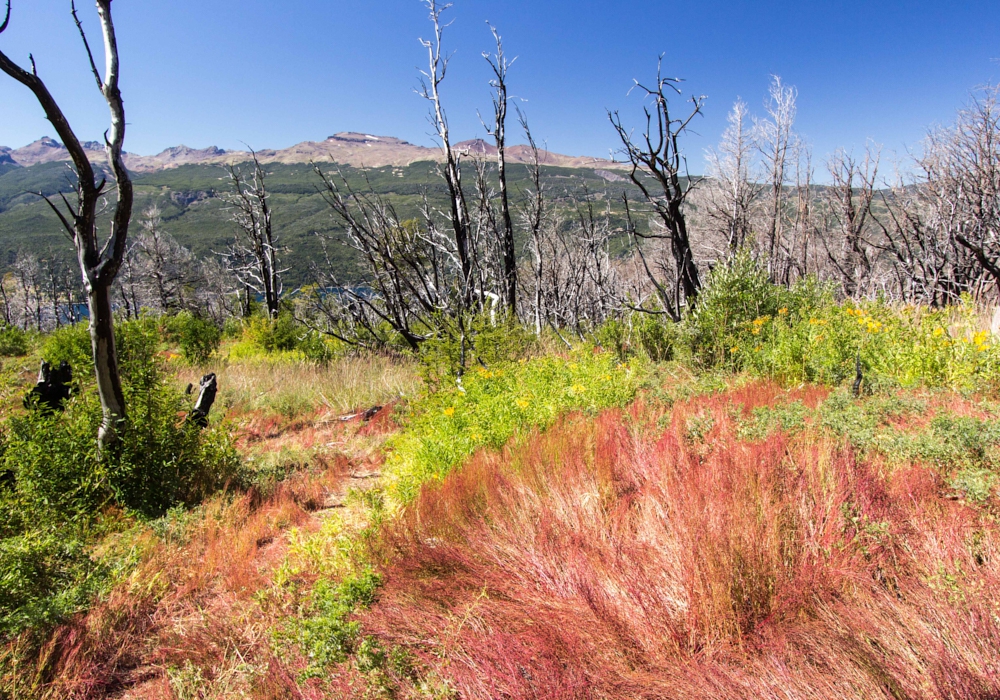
[517,109,547,335]
[11,252,42,330]
[0,0,132,449]
[823,145,880,297]
[931,87,1000,291]
[482,24,517,316]
[755,76,798,282]
[705,98,760,254]
[609,60,704,319]
[224,149,283,318]
[419,0,474,309]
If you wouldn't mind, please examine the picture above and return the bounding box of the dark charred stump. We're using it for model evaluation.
[24,360,73,412]
[853,354,864,397]
[187,373,218,428]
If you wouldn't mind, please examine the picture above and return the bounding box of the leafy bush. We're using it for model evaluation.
[0,325,29,357]
[298,569,382,673]
[0,531,106,637]
[162,312,221,364]
[0,318,242,635]
[687,251,782,368]
[40,322,92,378]
[635,312,676,362]
[244,311,300,353]
[227,311,339,364]
[595,318,628,361]
[417,315,537,386]
[738,294,1000,389]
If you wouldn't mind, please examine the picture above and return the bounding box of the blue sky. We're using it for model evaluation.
[1,0,999,174]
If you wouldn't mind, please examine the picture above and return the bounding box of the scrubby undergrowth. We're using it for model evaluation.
[6,285,1000,698]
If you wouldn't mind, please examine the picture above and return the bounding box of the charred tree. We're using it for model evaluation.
[0,0,132,450]
[610,60,704,317]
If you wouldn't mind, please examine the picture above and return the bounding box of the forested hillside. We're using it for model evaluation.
[0,158,640,285]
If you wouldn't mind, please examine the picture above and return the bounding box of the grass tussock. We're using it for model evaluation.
[350,382,1000,699]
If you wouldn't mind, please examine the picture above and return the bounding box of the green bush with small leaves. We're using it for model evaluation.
[298,568,382,674]
[0,325,29,357]
[0,317,242,636]
[387,349,647,504]
[162,312,221,364]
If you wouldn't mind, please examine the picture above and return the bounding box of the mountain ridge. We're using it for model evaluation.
[0,132,624,173]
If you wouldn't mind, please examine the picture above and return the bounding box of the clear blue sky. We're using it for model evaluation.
[1,0,999,174]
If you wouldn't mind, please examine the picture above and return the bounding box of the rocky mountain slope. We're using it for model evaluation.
[0,133,623,173]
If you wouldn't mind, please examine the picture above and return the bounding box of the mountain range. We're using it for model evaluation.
[0,133,624,173]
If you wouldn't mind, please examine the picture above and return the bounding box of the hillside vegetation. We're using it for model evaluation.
[0,159,640,285]
[0,268,999,697]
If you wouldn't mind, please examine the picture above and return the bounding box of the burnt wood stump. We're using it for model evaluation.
[24,360,73,412]
[187,373,218,428]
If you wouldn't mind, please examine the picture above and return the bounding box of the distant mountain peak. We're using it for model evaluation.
[4,133,621,172]
[327,132,415,148]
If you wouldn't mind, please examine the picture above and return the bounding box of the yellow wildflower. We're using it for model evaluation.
[730,346,739,354]
[443,407,455,416]
[516,399,530,409]
[778,307,788,315]
[933,328,945,338]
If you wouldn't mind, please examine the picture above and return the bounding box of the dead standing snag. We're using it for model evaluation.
[0,0,132,451]
[610,60,704,319]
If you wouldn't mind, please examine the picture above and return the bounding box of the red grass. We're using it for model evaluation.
[358,382,1000,699]
[2,452,365,699]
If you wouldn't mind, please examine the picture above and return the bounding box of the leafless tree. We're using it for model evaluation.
[116,206,198,316]
[788,147,815,280]
[223,150,283,318]
[609,60,704,319]
[12,252,42,331]
[135,206,193,312]
[755,76,798,281]
[705,98,760,254]
[0,0,132,449]
[516,109,548,335]
[823,144,880,297]
[482,24,517,316]
[419,0,474,309]
[928,87,1000,291]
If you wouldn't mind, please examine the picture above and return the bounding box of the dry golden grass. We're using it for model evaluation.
[178,353,421,420]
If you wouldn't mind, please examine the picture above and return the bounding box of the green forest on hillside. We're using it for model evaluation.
[0,159,644,284]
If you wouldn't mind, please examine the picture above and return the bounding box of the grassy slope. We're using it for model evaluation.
[6,302,1000,697]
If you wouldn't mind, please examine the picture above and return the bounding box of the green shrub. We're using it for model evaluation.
[595,318,628,361]
[0,530,106,636]
[418,315,536,386]
[6,320,241,522]
[0,325,29,357]
[299,569,382,673]
[635,312,676,362]
[243,312,300,353]
[40,322,92,377]
[163,312,222,364]
[0,318,242,636]
[687,251,782,368]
